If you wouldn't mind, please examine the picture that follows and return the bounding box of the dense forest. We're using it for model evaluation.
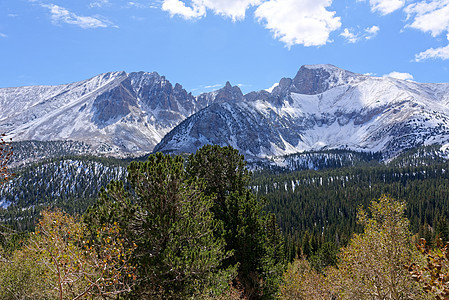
[5,145,448,255]
[252,156,449,260]
[0,156,127,230]
[2,140,449,298]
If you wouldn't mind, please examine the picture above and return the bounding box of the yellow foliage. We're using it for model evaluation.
[26,209,136,299]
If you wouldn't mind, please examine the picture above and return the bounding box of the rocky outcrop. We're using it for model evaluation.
[92,78,136,126]
[155,65,449,160]
[0,71,211,156]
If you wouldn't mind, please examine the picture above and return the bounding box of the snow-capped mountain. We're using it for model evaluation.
[0,71,211,156]
[3,64,449,162]
[155,64,449,159]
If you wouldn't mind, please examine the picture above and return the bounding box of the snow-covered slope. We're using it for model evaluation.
[155,64,449,159]
[4,64,449,161]
[0,71,208,156]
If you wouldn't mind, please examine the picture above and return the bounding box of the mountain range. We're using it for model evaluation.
[2,64,449,164]
[0,71,212,156]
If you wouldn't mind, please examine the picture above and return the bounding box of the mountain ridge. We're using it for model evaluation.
[155,65,449,160]
[2,64,449,164]
[0,70,212,157]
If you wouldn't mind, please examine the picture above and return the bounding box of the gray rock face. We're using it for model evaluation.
[292,66,332,95]
[195,81,244,108]
[272,64,362,96]
[92,78,136,126]
[0,71,207,156]
[215,81,244,102]
[154,101,282,156]
[155,65,449,160]
[4,64,449,161]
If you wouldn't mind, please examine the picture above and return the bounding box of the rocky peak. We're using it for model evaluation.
[215,81,243,102]
[271,77,293,96]
[174,83,183,91]
[99,71,127,81]
[244,90,271,102]
[290,64,362,95]
[91,77,137,127]
[129,71,161,88]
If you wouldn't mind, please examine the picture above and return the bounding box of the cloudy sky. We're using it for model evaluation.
[1,0,448,94]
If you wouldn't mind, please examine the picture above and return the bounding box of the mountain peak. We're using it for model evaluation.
[214,81,243,102]
[290,64,361,95]
[302,64,342,71]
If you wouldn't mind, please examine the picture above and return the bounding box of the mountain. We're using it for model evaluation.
[0,71,210,157]
[3,64,449,164]
[155,64,449,160]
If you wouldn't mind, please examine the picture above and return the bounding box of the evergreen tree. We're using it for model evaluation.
[85,152,234,299]
[187,145,285,299]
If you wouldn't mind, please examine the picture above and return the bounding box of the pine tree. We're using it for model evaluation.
[187,145,285,298]
[85,152,234,299]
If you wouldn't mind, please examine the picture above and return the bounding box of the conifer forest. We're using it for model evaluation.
[2,141,449,299]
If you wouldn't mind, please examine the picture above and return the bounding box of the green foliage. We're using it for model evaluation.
[85,146,286,298]
[0,155,127,231]
[186,144,251,210]
[86,152,235,299]
[0,246,51,299]
[252,160,449,260]
[308,241,338,274]
[10,144,449,298]
[261,213,286,298]
[187,145,285,299]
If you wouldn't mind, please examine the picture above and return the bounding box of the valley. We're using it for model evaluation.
[2,64,449,298]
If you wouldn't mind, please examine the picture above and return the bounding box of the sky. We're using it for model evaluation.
[0,0,449,95]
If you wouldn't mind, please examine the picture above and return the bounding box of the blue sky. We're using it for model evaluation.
[1,0,448,94]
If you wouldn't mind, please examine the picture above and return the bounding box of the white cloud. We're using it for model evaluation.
[162,0,261,21]
[405,0,449,37]
[404,1,449,61]
[415,44,449,61]
[127,1,157,9]
[340,25,379,43]
[162,0,206,19]
[365,25,380,39]
[340,28,358,43]
[383,71,414,80]
[204,83,223,89]
[265,82,279,92]
[255,0,341,47]
[0,33,8,38]
[161,0,342,47]
[367,0,405,15]
[201,0,262,20]
[41,3,116,29]
[89,0,110,8]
